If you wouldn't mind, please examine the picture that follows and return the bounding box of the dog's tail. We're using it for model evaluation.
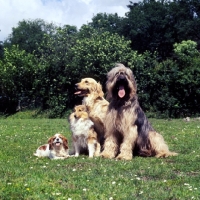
[155,151,178,158]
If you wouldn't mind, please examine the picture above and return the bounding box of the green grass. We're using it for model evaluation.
[0,117,200,199]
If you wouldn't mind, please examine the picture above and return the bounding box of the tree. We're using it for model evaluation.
[168,0,200,44]
[0,41,3,59]
[173,40,199,61]
[0,45,38,112]
[122,0,200,58]
[35,25,78,116]
[172,40,200,116]
[88,13,123,35]
[4,19,57,56]
[69,30,135,84]
[34,27,141,117]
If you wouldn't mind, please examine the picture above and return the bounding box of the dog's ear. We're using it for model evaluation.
[48,137,53,150]
[63,137,68,150]
[105,79,113,101]
[96,82,104,97]
[127,68,137,95]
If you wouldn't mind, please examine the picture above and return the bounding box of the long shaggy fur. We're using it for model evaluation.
[69,105,101,158]
[100,63,178,160]
[74,78,109,145]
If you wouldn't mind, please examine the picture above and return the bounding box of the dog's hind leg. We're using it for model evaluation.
[149,131,178,158]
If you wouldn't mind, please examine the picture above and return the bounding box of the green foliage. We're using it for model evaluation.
[34,25,78,116]
[88,13,123,34]
[0,45,38,104]
[0,41,3,59]
[1,0,200,118]
[132,47,200,117]
[69,30,135,82]
[122,0,174,57]
[4,19,57,55]
[174,40,199,62]
[0,118,200,199]
[121,0,200,58]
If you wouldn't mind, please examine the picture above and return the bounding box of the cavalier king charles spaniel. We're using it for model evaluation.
[34,133,69,160]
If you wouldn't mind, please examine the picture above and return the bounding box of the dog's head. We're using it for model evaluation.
[48,133,68,150]
[106,63,137,101]
[74,78,104,98]
[73,105,89,119]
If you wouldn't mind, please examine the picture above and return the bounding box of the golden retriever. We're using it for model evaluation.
[74,78,109,146]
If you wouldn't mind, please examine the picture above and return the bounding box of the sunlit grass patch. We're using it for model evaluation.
[0,118,199,199]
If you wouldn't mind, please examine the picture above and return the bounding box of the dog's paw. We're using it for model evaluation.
[100,151,115,159]
[116,153,132,160]
[75,154,79,157]
[94,152,100,157]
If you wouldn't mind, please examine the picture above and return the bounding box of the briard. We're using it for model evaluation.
[100,63,178,160]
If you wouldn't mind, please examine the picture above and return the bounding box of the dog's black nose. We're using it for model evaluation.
[75,83,78,89]
[119,74,125,80]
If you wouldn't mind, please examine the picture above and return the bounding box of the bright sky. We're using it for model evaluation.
[0,0,138,41]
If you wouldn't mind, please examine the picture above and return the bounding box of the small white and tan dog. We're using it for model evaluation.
[69,105,100,158]
[34,133,69,160]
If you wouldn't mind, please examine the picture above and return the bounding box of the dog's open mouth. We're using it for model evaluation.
[55,142,61,146]
[115,76,128,99]
[74,89,88,96]
[118,85,125,98]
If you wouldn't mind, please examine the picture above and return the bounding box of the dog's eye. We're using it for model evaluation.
[85,80,89,84]
[115,72,119,76]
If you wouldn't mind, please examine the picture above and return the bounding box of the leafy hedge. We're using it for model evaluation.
[0,30,199,118]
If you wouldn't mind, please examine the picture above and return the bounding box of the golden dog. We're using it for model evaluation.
[100,63,178,160]
[74,78,109,146]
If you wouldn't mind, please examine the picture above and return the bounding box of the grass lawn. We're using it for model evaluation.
[0,113,200,199]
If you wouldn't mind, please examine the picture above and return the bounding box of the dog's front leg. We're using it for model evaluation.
[73,143,80,157]
[116,125,138,160]
[87,137,96,158]
[94,142,101,157]
[100,133,118,159]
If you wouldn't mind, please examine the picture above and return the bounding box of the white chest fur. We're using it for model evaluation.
[71,118,94,136]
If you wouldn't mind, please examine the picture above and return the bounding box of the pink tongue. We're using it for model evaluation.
[56,143,61,146]
[74,91,81,95]
[118,86,125,98]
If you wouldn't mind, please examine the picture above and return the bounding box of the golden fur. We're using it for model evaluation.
[74,78,109,145]
[69,105,101,157]
[100,63,178,160]
[34,133,69,159]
